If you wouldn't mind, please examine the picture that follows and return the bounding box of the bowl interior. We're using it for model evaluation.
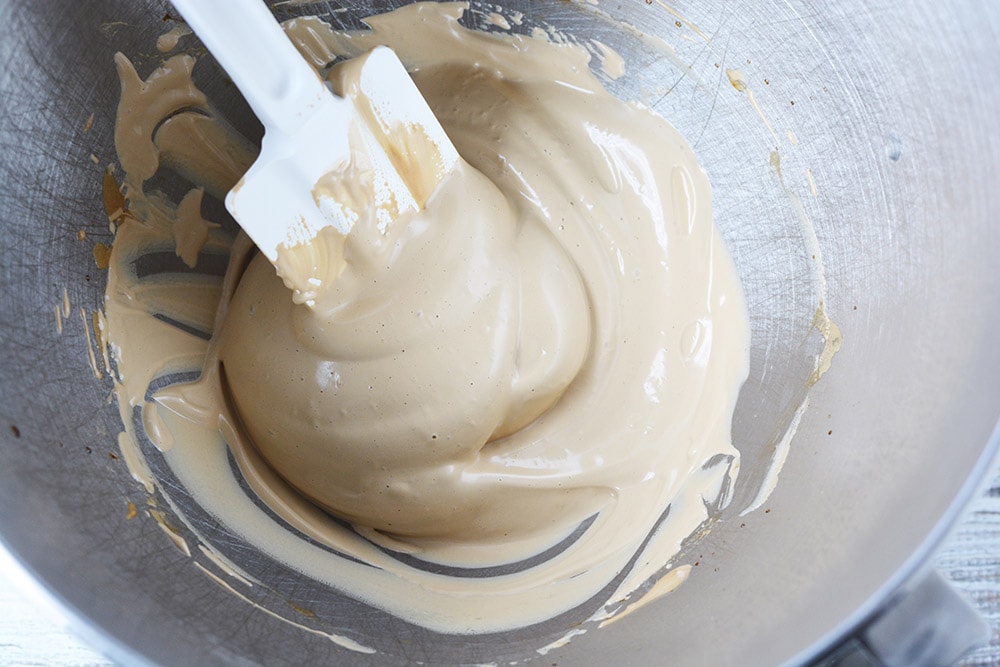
[1,0,999,665]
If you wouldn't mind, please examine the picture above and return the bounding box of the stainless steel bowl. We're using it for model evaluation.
[1,0,998,665]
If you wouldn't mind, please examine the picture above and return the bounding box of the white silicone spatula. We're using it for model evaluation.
[168,0,459,298]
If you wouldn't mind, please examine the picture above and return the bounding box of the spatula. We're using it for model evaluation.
[168,0,459,301]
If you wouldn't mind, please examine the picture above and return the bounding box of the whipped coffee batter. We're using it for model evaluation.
[106,2,749,638]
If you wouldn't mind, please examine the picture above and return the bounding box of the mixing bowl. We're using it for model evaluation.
[1,0,998,665]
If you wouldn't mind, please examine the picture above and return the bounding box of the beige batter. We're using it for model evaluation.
[105,2,749,638]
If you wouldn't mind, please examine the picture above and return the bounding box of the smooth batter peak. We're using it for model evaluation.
[106,1,750,636]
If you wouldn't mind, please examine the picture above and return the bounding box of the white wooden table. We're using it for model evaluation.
[0,568,114,667]
[2,472,998,666]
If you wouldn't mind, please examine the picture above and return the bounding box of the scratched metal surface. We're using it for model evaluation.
[0,0,998,665]
[1,474,998,666]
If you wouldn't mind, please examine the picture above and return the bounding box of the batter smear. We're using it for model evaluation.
[106,2,749,638]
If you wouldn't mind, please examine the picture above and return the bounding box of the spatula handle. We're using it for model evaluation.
[169,0,329,136]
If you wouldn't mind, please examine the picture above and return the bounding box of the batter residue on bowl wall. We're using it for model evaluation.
[103,0,750,648]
